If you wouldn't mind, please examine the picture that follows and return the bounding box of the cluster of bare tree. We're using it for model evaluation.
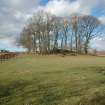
[19,10,101,54]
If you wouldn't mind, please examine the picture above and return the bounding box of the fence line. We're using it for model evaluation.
[0,53,19,63]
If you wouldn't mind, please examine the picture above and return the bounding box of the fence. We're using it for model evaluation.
[0,52,19,63]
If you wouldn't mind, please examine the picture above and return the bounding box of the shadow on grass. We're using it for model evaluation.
[77,91,105,105]
[0,67,105,105]
[0,80,32,98]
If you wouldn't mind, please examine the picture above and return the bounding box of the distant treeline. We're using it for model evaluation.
[18,10,101,54]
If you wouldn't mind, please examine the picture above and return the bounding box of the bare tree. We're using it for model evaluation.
[19,27,32,53]
[18,11,101,55]
[61,18,69,50]
[52,16,62,52]
[71,15,78,53]
[79,15,101,54]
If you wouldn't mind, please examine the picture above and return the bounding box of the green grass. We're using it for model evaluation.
[0,55,105,105]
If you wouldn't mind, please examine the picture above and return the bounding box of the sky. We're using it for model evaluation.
[0,0,105,51]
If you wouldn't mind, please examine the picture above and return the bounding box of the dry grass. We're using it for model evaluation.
[0,55,105,105]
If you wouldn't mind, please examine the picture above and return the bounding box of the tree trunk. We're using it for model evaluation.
[70,35,73,52]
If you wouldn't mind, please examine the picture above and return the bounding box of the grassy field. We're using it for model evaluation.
[0,55,105,105]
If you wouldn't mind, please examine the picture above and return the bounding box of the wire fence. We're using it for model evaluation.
[0,53,19,63]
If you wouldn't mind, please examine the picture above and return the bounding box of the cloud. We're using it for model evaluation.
[0,23,21,36]
[78,0,98,14]
[44,0,80,16]
[99,16,105,24]
[0,37,26,52]
[1,0,40,12]
[0,0,105,51]
[0,0,104,38]
[91,37,105,51]
[97,0,105,10]
[0,0,41,38]
[0,37,16,50]
[0,0,40,51]
[42,0,98,16]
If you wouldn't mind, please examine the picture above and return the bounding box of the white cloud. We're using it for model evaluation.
[0,23,20,36]
[78,0,98,14]
[0,37,14,46]
[41,0,98,16]
[91,37,105,51]
[2,0,40,12]
[0,0,104,39]
[99,16,105,24]
[0,37,26,51]
[44,0,80,16]
[0,0,40,38]
[0,0,105,51]
[14,11,32,21]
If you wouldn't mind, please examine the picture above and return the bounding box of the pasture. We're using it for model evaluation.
[0,55,105,105]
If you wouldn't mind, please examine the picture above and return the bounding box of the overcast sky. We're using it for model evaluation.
[0,0,105,51]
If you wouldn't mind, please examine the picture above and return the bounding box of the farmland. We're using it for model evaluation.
[0,55,105,105]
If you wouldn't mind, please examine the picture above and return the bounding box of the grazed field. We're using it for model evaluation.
[0,55,105,105]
